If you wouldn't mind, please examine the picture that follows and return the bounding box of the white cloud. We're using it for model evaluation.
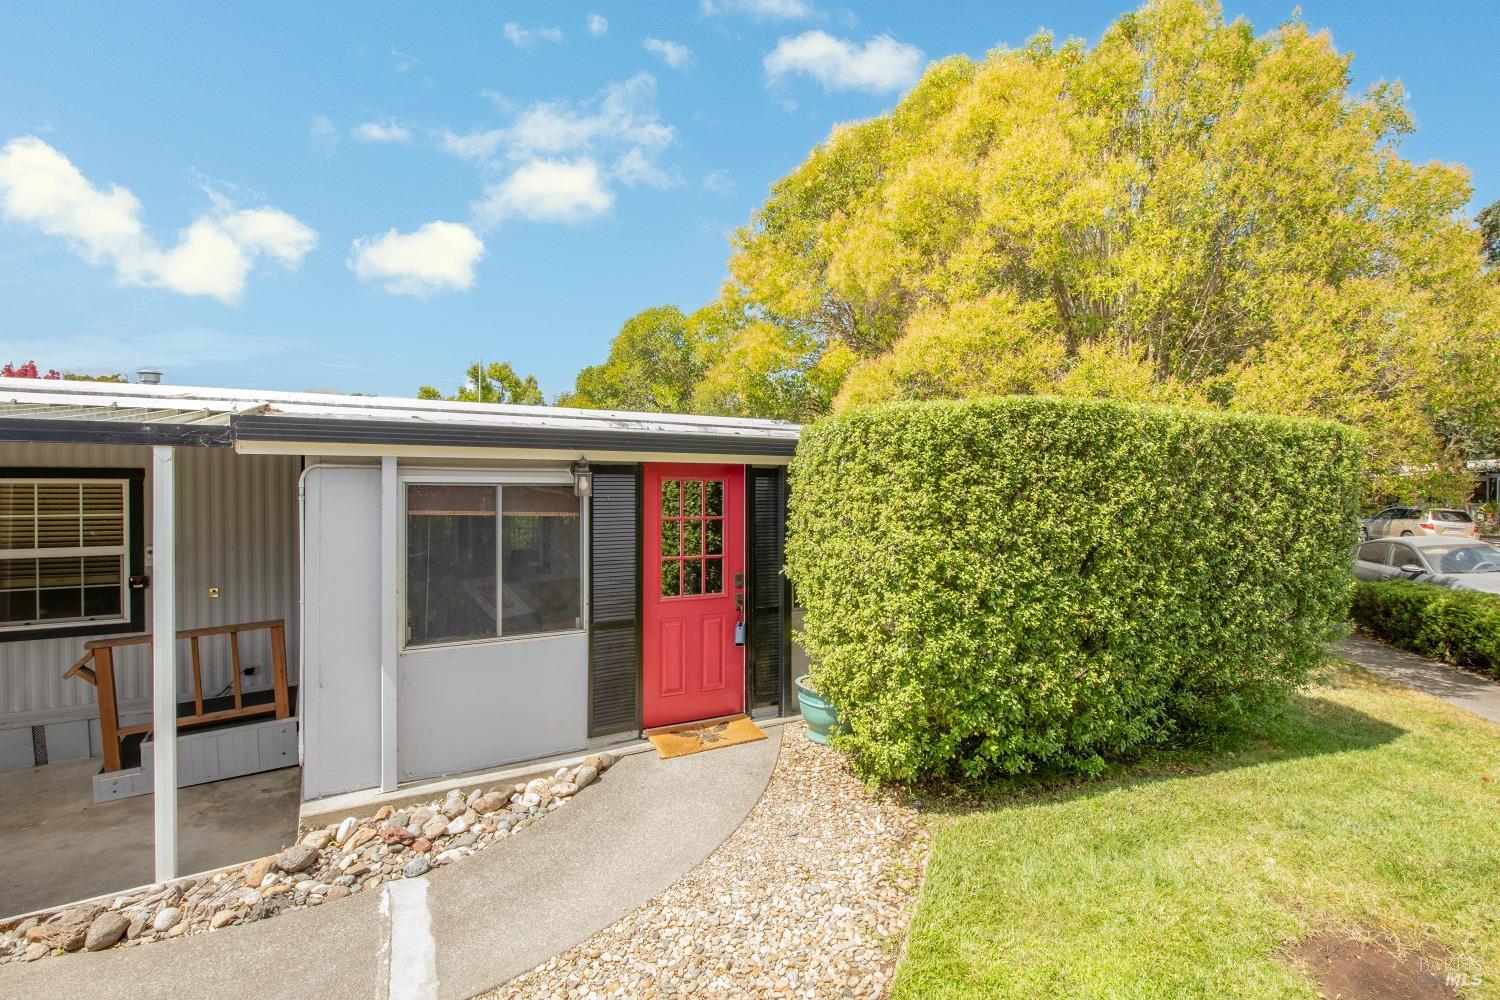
[309,115,339,154]
[504,22,564,48]
[0,136,315,303]
[701,0,815,19]
[614,148,679,189]
[703,169,735,194]
[764,31,924,93]
[349,221,484,296]
[586,13,608,37]
[440,128,507,161]
[473,158,613,226]
[643,37,695,71]
[353,120,412,143]
[443,74,674,166]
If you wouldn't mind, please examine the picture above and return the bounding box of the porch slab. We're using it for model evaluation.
[0,759,301,918]
[0,728,782,1000]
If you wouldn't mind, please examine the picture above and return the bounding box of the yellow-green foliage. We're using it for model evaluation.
[732,0,1499,499]
[786,395,1363,783]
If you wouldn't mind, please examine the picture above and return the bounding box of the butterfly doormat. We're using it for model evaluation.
[646,714,768,759]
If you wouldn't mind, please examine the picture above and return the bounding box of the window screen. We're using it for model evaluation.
[405,482,582,647]
[0,479,129,632]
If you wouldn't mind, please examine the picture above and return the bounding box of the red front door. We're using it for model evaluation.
[642,463,746,728]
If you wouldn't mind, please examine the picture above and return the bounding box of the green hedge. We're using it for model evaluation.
[786,395,1362,783]
[1350,580,1500,678]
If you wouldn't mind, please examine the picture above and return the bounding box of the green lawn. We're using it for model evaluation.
[892,665,1500,999]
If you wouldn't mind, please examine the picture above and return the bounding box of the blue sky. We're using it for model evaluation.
[2,1,1496,398]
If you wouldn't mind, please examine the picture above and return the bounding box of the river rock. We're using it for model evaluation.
[472,792,506,814]
[243,857,274,888]
[445,817,468,836]
[573,763,599,790]
[152,907,182,932]
[551,781,579,797]
[209,909,236,930]
[403,856,430,878]
[412,837,432,854]
[40,904,104,951]
[441,795,466,820]
[347,826,377,851]
[276,844,319,874]
[126,912,148,940]
[373,805,394,822]
[334,817,357,844]
[302,829,333,851]
[422,816,449,839]
[84,911,130,951]
[380,826,415,846]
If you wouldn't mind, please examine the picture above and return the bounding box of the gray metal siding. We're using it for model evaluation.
[588,466,640,736]
[0,443,299,728]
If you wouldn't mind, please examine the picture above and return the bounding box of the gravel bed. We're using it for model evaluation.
[487,723,930,999]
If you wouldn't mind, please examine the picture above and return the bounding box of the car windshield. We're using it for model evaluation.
[1421,542,1500,573]
[1431,510,1473,523]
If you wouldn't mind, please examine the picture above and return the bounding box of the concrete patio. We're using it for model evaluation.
[0,760,301,918]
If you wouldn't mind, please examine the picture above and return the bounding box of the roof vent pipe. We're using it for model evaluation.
[137,368,163,385]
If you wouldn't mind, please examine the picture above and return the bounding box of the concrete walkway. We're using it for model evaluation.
[1334,635,1500,725]
[0,729,783,1000]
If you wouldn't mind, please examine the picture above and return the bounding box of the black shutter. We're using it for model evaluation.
[746,466,788,712]
[589,465,641,736]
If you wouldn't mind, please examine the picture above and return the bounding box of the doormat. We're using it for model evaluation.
[647,714,768,760]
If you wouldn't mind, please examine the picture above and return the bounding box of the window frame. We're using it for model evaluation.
[399,469,588,651]
[0,467,145,642]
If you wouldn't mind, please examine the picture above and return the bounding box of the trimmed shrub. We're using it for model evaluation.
[1351,580,1500,678]
[786,395,1362,784]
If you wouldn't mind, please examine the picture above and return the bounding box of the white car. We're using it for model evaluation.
[1359,506,1480,541]
[1354,536,1500,595]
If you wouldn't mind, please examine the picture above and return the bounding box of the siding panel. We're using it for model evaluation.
[0,443,299,728]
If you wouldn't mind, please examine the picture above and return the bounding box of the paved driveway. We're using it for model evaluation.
[1334,635,1500,725]
[0,729,782,1000]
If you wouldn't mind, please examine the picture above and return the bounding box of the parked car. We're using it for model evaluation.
[1359,506,1480,541]
[1353,536,1500,594]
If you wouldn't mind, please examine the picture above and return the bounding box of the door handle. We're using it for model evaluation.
[736,594,745,612]
[734,572,744,589]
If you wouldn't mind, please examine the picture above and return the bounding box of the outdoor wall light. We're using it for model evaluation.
[571,458,593,498]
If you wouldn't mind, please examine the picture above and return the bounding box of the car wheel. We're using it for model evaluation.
[1400,530,1414,537]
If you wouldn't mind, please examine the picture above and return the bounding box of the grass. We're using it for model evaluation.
[891,664,1500,999]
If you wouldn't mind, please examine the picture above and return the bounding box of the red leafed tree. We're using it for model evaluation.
[2,361,62,379]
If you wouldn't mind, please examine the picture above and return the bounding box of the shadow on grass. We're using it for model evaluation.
[909,668,1407,817]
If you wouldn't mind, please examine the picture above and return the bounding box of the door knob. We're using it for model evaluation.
[734,572,744,589]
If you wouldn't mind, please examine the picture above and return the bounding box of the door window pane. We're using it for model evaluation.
[705,519,723,555]
[406,485,497,645]
[661,560,681,597]
[501,485,581,636]
[705,558,723,593]
[682,559,702,596]
[662,480,681,517]
[705,481,723,516]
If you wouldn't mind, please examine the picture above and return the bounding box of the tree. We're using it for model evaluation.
[2,361,61,379]
[1479,198,1500,268]
[418,361,544,405]
[558,305,707,413]
[64,372,128,383]
[719,0,1500,499]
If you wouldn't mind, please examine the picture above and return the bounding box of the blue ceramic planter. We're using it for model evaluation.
[795,675,843,745]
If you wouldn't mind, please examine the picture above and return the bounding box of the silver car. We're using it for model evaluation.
[1354,536,1500,594]
[1359,506,1479,541]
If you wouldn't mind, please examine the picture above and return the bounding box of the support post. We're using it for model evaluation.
[151,445,177,883]
[379,456,399,792]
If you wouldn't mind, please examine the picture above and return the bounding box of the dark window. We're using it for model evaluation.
[1,477,131,634]
[1356,541,1390,564]
[1388,544,1424,570]
[501,485,582,636]
[405,482,582,647]
[1431,510,1472,523]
